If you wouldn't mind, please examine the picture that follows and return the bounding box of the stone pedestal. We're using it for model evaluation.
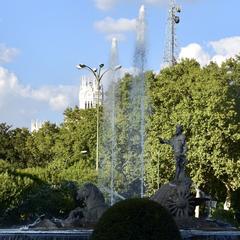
[151,178,194,218]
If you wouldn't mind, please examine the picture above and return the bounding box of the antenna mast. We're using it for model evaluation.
[163,0,181,67]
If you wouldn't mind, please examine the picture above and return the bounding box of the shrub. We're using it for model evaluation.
[0,163,79,225]
[91,198,182,240]
[212,208,239,227]
[18,181,78,220]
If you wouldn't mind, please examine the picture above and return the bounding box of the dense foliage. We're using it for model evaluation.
[1,57,240,225]
[91,198,181,240]
[0,108,97,225]
[145,59,240,206]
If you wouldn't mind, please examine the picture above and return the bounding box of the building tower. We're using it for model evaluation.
[163,0,181,67]
[30,120,45,132]
[78,75,103,109]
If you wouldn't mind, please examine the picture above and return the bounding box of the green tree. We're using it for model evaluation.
[10,127,31,168]
[0,123,12,162]
[53,107,97,168]
[0,124,30,167]
[145,59,240,206]
[26,122,59,167]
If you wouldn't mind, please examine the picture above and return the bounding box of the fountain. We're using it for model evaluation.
[0,183,108,239]
[151,125,240,239]
[98,37,122,205]
[1,4,240,240]
[131,4,147,198]
[109,38,119,206]
[99,5,147,203]
[96,5,240,238]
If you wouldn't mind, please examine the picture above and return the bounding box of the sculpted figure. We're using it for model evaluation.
[159,124,187,182]
[61,182,108,227]
[23,183,107,230]
[75,182,108,226]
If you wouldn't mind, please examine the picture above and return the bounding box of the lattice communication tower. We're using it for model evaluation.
[163,0,181,67]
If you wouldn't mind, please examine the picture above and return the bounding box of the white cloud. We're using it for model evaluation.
[94,17,137,41]
[49,94,69,111]
[178,36,240,66]
[94,0,121,10]
[94,17,136,33]
[23,85,77,112]
[144,0,168,5]
[179,43,210,66]
[0,67,77,111]
[94,0,195,11]
[210,55,226,66]
[0,67,21,99]
[0,44,19,63]
[93,0,167,10]
[210,36,240,59]
[144,0,197,5]
[0,66,78,127]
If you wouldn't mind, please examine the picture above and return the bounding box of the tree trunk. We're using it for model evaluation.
[224,185,232,211]
[195,188,201,218]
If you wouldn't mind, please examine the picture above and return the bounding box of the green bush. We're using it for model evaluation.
[0,155,98,226]
[17,181,78,221]
[0,161,80,225]
[91,198,182,240]
[212,208,239,227]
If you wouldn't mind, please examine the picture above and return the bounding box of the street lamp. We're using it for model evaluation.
[76,63,122,171]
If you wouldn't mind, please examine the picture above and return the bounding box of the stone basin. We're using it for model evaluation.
[181,229,240,240]
[0,229,93,240]
[0,228,240,240]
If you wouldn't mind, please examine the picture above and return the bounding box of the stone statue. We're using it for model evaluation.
[159,124,187,182]
[151,125,194,218]
[23,183,108,230]
[74,182,108,227]
[25,214,59,230]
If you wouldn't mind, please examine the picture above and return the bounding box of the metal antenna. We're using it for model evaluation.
[163,0,181,67]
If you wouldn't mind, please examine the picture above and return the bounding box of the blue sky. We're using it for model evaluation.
[0,0,239,128]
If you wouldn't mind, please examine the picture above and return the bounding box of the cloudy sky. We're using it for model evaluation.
[0,0,239,128]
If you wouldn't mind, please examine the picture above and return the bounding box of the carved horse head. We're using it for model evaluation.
[76,183,105,209]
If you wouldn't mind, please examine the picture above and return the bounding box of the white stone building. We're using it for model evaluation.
[79,76,103,109]
[30,120,45,132]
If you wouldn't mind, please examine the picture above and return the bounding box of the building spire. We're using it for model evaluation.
[79,75,103,109]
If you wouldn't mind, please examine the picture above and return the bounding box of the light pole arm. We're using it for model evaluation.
[98,69,110,83]
[99,66,121,83]
[76,63,121,172]
[83,65,98,79]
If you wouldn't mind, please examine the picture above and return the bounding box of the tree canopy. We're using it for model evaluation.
[145,59,240,203]
[1,57,240,225]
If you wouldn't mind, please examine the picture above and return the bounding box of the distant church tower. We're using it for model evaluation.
[30,120,45,132]
[79,76,103,109]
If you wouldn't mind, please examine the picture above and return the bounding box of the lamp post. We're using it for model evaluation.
[76,63,121,172]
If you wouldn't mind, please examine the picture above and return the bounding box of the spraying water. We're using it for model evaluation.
[99,5,147,202]
[129,4,147,198]
[134,5,147,72]
[109,38,119,205]
[99,38,120,205]
[134,5,147,197]
[110,38,119,68]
